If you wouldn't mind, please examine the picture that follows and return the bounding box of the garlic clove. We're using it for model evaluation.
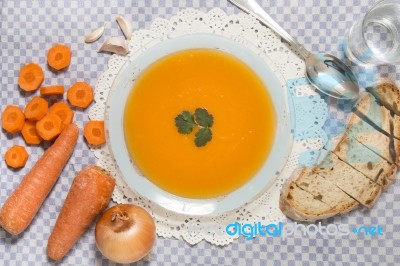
[85,24,106,43]
[98,36,129,56]
[116,15,133,40]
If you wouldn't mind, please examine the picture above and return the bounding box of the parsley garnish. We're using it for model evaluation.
[175,108,214,147]
[174,110,195,134]
[195,127,212,147]
[194,108,214,127]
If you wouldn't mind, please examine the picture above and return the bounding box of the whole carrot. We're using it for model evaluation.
[47,165,115,261]
[0,124,79,235]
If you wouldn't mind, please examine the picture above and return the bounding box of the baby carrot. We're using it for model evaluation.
[5,145,29,169]
[0,124,79,235]
[40,85,65,96]
[47,165,115,261]
[47,44,72,71]
[1,105,25,134]
[24,96,49,121]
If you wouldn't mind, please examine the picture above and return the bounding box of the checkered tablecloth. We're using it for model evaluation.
[1,0,399,265]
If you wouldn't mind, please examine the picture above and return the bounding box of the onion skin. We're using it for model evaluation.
[95,204,156,264]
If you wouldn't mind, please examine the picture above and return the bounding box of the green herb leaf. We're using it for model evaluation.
[194,127,212,147]
[175,110,195,134]
[194,108,214,127]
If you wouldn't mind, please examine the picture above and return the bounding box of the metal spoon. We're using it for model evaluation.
[229,0,360,101]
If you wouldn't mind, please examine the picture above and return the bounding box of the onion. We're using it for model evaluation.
[95,204,156,263]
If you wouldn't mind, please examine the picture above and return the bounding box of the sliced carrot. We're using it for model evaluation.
[1,105,25,133]
[67,81,94,109]
[47,165,115,260]
[0,124,79,235]
[18,62,44,92]
[21,120,43,145]
[48,102,74,128]
[47,44,72,71]
[36,113,63,141]
[5,145,29,168]
[84,120,106,146]
[40,85,65,96]
[24,96,49,121]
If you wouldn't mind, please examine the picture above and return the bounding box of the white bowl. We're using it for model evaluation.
[105,33,292,216]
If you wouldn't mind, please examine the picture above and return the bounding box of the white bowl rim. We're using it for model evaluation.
[105,33,293,216]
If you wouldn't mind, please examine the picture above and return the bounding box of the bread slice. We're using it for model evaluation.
[314,152,382,208]
[280,80,399,222]
[347,110,400,166]
[333,134,397,189]
[354,92,400,141]
[295,168,359,210]
[279,170,357,222]
[365,79,400,117]
[280,183,333,222]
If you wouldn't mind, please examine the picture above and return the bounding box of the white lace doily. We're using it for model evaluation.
[88,8,328,246]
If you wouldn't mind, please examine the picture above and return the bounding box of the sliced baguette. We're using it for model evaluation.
[333,134,397,189]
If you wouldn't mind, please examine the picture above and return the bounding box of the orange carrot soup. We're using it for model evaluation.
[124,48,276,198]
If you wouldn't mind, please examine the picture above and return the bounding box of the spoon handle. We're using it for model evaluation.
[229,0,310,59]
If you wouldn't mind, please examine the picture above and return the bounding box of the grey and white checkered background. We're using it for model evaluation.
[1,0,399,265]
